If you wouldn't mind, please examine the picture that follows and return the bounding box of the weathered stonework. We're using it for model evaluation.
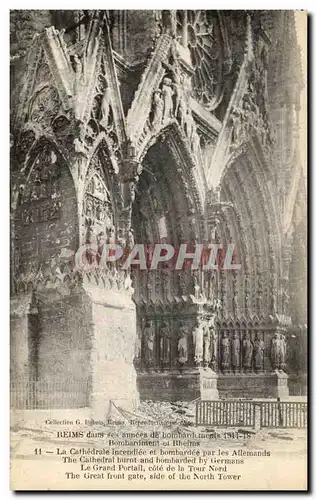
[10,10,306,409]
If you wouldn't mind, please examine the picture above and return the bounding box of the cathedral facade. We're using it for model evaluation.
[10,10,307,414]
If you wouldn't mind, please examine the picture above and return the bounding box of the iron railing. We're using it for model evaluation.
[196,400,307,429]
[10,378,90,409]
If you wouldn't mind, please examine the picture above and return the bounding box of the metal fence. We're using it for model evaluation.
[260,401,307,428]
[196,400,307,429]
[10,379,90,409]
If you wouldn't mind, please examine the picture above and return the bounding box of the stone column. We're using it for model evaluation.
[10,294,34,382]
[10,293,37,414]
[85,282,139,419]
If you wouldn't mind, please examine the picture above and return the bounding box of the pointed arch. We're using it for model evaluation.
[219,141,283,318]
[12,138,79,293]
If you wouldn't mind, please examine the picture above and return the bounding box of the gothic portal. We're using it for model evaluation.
[10,10,307,414]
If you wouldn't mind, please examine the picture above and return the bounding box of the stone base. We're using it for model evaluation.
[199,368,219,400]
[85,284,139,420]
[217,371,289,399]
[137,368,218,402]
[138,370,290,401]
[90,360,139,420]
[288,373,307,396]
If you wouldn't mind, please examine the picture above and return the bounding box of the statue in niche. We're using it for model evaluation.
[97,231,106,257]
[159,323,171,369]
[85,220,94,244]
[210,327,218,371]
[230,106,244,146]
[192,271,200,298]
[193,324,204,366]
[161,78,174,123]
[73,54,83,77]
[151,89,164,127]
[30,174,41,201]
[184,109,194,143]
[203,325,211,367]
[231,331,240,372]
[280,333,287,371]
[253,332,265,372]
[127,228,135,249]
[127,181,136,206]
[270,332,282,370]
[117,227,126,249]
[85,197,93,219]
[143,322,155,368]
[191,129,200,156]
[106,225,116,245]
[177,324,189,366]
[171,72,182,118]
[74,123,87,156]
[221,332,230,371]
[95,201,103,222]
[50,199,61,219]
[242,332,253,371]
[100,82,112,129]
[177,98,187,130]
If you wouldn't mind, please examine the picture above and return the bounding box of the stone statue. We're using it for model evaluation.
[151,89,164,127]
[117,227,126,249]
[221,332,230,371]
[143,322,155,367]
[242,332,253,370]
[185,109,194,143]
[85,221,94,245]
[253,332,265,372]
[159,323,171,368]
[100,85,112,129]
[73,54,83,77]
[127,228,135,249]
[178,98,187,129]
[231,331,240,371]
[74,122,87,161]
[161,78,174,123]
[271,332,282,370]
[106,225,115,245]
[231,106,243,146]
[203,325,211,366]
[210,328,218,371]
[191,129,200,156]
[177,325,188,365]
[280,333,287,370]
[172,73,182,118]
[193,324,204,366]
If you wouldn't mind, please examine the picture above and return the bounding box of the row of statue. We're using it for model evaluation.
[139,321,188,370]
[138,321,287,373]
[150,75,201,156]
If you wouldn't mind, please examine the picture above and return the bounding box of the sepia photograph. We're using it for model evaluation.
[9,8,307,491]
